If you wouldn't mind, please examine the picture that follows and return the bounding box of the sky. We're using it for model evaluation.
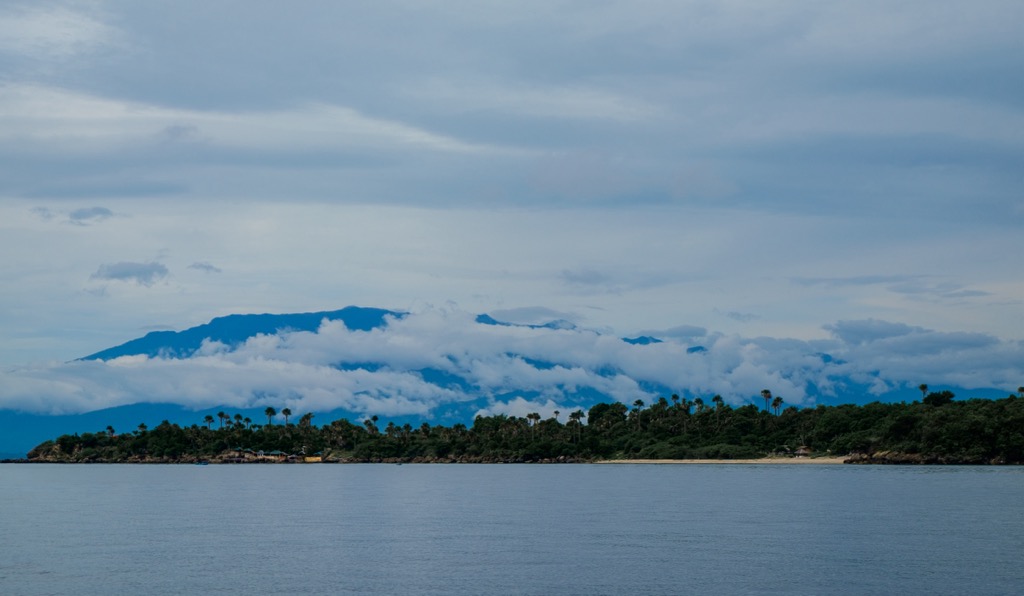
[1,1,1023,415]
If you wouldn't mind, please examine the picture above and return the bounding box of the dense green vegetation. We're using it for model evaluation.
[25,391,1024,464]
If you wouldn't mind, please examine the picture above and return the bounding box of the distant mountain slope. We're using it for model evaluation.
[81,306,401,361]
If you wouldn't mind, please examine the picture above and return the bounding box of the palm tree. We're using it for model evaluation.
[568,410,584,443]
[299,412,314,428]
[772,396,784,416]
[265,407,277,426]
[632,400,644,430]
[233,413,243,427]
[919,384,929,399]
[281,408,292,425]
[1017,386,1023,398]
[527,412,540,439]
[761,389,772,413]
[204,415,215,429]
[243,417,252,430]
[105,425,115,437]
[217,411,227,429]
[712,394,724,427]
[137,422,148,434]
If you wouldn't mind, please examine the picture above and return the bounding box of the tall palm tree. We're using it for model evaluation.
[281,408,292,425]
[919,384,929,399]
[772,396,784,416]
[527,412,540,439]
[712,394,724,427]
[761,389,772,413]
[217,411,227,429]
[568,410,584,443]
[204,414,215,429]
[243,417,252,430]
[265,407,277,426]
[1017,386,1023,398]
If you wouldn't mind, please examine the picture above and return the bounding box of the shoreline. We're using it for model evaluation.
[597,457,848,465]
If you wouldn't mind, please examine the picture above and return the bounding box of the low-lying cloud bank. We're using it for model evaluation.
[1,309,1020,419]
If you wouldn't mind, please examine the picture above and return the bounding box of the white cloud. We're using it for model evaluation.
[407,79,662,122]
[0,308,1020,417]
[474,397,577,421]
[0,84,499,155]
[0,4,117,61]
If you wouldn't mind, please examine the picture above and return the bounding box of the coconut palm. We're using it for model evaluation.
[919,384,929,399]
[217,411,227,429]
[711,395,724,427]
[772,396,784,416]
[1017,386,1023,398]
[281,408,292,425]
[265,406,277,426]
[761,389,772,413]
[203,415,215,429]
[527,412,540,439]
[568,410,584,443]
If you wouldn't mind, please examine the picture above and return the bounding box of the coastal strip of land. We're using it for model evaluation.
[598,457,848,464]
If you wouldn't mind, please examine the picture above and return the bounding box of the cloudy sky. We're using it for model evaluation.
[2,1,1022,400]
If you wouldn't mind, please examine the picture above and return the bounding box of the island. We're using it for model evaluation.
[21,391,1024,464]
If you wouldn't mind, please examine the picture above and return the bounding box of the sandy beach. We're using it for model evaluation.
[597,457,848,465]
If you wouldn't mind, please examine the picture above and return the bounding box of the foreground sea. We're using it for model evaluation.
[1,464,1021,595]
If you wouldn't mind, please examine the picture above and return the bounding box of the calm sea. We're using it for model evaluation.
[1,464,1021,595]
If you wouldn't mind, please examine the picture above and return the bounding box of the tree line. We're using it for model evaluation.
[26,389,1024,464]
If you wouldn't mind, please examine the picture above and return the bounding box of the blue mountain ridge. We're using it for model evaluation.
[81,306,400,361]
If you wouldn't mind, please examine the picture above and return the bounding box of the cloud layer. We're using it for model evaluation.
[1,309,1019,419]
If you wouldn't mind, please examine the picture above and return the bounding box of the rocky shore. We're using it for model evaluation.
[843,451,1010,465]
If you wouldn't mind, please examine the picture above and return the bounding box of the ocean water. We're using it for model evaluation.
[0,464,1021,595]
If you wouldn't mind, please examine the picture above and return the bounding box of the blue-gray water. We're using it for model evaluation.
[1,464,1021,595]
